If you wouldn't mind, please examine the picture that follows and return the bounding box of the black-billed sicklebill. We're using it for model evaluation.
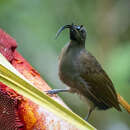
[47,23,121,121]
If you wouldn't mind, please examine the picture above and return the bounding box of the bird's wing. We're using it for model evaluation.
[79,51,121,111]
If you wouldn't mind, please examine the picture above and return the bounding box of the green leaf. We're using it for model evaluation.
[0,53,96,130]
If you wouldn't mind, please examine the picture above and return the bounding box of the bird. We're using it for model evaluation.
[47,23,121,121]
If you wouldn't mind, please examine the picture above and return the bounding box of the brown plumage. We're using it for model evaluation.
[47,24,121,120]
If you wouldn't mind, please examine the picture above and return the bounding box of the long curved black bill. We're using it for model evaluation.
[56,25,72,39]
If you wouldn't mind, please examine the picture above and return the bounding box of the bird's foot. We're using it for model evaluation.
[84,108,94,122]
[45,88,70,95]
[84,116,89,122]
[46,89,59,95]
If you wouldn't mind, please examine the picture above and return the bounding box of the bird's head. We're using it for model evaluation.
[56,23,87,43]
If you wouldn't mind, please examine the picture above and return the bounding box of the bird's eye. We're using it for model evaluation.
[76,26,80,30]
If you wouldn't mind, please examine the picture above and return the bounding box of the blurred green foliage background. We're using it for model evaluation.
[0,0,129,129]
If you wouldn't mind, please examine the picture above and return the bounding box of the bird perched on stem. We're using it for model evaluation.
[47,23,121,121]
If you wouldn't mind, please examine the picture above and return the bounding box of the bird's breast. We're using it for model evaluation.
[59,56,77,81]
[58,50,80,87]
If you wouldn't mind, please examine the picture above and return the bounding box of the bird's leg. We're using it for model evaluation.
[46,88,70,95]
[84,108,93,121]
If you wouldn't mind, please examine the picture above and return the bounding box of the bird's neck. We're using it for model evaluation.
[60,40,86,61]
[68,40,85,50]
